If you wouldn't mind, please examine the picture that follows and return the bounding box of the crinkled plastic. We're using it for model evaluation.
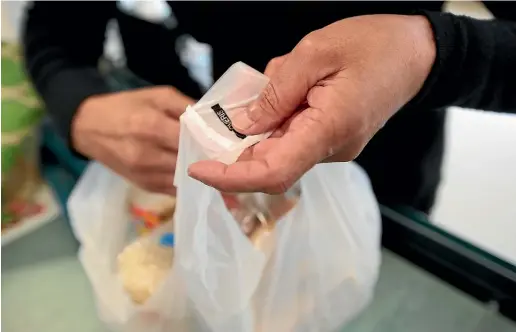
[68,164,191,332]
[173,62,382,332]
[68,62,382,332]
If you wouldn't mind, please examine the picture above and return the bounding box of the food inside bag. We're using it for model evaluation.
[118,228,175,305]
[119,189,299,306]
[222,192,299,237]
[117,179,296,306]
[128,186,177,236]
[109,172,297,308]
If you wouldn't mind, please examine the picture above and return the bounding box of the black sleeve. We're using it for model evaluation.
[410,10,516,114]
[22,2,117,144]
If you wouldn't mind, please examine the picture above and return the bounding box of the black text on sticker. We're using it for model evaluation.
[211,104,247,139]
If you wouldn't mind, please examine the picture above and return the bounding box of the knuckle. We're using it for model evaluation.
[146,112,164,136]
[264,55,287,77]
[297,31,333,60]
[297,33,321,55]
[157,86,179,99]
[127,110,146,136]
[134,111,165,141]
[268,56,282,69]
[268,58,278,68]
[123,145,144,170]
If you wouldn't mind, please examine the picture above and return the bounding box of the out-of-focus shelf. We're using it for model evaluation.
[2,183,61,246]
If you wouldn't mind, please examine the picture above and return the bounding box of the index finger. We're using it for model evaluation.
[152,86,196,118]
[130,107,181,152]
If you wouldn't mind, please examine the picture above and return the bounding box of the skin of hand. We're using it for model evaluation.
[188,14,436,194]
[72,86,195,195]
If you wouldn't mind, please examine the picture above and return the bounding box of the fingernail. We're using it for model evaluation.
[232,107,256,131]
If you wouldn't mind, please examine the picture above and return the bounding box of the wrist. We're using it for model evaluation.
[71,95,103,157]
[403,14,437,104]
[414,15,436,71]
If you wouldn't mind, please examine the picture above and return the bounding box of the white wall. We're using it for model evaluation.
[433,109,516,265]
[1,1,28,42]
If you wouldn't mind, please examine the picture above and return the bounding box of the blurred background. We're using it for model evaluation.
[1,1,515,332]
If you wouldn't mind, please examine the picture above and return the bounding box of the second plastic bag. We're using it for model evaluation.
[174,62,382,332]
[68,163,192,332]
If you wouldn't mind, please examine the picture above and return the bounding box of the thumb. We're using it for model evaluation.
[232,52,314,135]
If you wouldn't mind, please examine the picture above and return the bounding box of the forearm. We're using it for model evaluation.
[411,11,516,113]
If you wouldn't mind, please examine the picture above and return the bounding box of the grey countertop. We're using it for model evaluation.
[2,217,108,332]
[2,216,515,332]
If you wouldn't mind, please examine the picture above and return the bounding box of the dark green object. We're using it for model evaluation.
[1,100,44,132]
[1,58,25,86]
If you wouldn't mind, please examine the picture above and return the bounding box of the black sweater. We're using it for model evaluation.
[22,1,516,212]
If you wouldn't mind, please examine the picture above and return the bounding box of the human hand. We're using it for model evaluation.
[188,14,436,193]
[72,86,195,195]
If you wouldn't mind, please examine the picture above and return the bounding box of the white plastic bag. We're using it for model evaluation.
[68,164,191,332]
[174,62,382,332]
[69,61,382,332]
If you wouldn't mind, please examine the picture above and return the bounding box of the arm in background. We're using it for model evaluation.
[22,2,117,148]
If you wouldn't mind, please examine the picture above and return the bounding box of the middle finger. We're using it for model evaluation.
[126,140,178,173]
